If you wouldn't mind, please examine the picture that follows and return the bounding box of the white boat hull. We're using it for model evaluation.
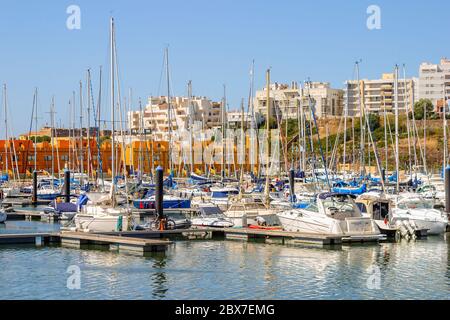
[75,214,129,232]
[277,210,381,238]
[392,206,448,235]
[191,218,234,228]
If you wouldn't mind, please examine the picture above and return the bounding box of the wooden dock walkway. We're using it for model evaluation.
[0,226,383,257]
[59,231,173,253]
[0,233,59,245]
[97,227,349,246]
[220,227,344,246]
[98,228,220,239]
[0,231,173,255]
[1,198,52,207]
[5,211,44,221]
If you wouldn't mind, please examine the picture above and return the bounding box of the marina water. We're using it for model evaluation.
[0,220,448,300]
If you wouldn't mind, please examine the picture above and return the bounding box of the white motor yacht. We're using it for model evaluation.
[390,193,448,235]
[191,204,234,228]
[277,192,384,241]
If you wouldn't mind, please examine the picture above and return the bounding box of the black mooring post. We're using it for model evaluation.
[32,171,38,205]
[155,166,164,221]
[64,170,71,203]
[445,166,450,214]
[289,168,295,203]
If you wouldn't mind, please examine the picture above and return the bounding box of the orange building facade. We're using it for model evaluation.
[0,137,259,178]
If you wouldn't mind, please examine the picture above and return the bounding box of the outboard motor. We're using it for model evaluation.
[395,220,410,240]
[402,220,416,240]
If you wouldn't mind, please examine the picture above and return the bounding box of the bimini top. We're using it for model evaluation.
[318,192,350,200]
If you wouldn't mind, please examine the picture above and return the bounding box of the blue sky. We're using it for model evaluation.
[0,0,449,135]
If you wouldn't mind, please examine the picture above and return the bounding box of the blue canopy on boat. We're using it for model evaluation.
[332,184,367,196]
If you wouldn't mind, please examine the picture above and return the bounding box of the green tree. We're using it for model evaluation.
[29,136,51,143]
[413,99,435,120]
[258,116,278,130]
[367,113,380,132]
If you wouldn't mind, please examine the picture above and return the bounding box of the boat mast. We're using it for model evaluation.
[87,69,92,186]
[443,76,448,170]
[79,81,84,187]
[165,47,173,175]
[300,86,306,173]
[356,61,365,176]
[72,91,78,172]
[188,80,194,174]
[34,88,38,172]
[139,99,144,181]
[343,81,348,173]
[221,85,227,181]
[3,84,9,179]
[264,69,271,205]
[248,60,257,175]
[424,98,427,171]
[394,65,400,193]
[240,98,245,186]
[110,17,116,205]
[50,97,55,190]
[97,66,104,188]
[128,88,133,175]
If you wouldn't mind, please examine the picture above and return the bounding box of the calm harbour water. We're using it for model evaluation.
[0,220,448,300]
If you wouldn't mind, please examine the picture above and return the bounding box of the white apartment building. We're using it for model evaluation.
[128,96,221,141]
[418,58,450,113]
[226,111,263,129]
[254,82,344,120]
[346,73,416,116]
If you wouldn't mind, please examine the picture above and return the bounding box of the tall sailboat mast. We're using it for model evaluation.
[97,66,104,187]
[356,61,365,176]
[34,88,38,172]
[87,69,92,185]
[343,81,349,172]
[3,84,9,177]
[264,69,271,205]
[79,81,84,186]
[110,17,116,204]
[221,85,227,181]
[165,47,173,174]
[188,80,194,174]
[443,76,448,169]
[50,97,55,190]
[394,65,400,193]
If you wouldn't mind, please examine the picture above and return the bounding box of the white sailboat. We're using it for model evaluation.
[74,17,131,233]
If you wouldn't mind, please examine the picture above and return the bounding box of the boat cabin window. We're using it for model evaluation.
[199,206,223,217]
[322,198,355,213]
[304,203,319,213]
[418,185,435,192]
[398,200,433,210]
[167,212,186,220]
[211,192,229,198]
[321,196,360,219]
[372,202,389,220]
[356,203,367,213]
